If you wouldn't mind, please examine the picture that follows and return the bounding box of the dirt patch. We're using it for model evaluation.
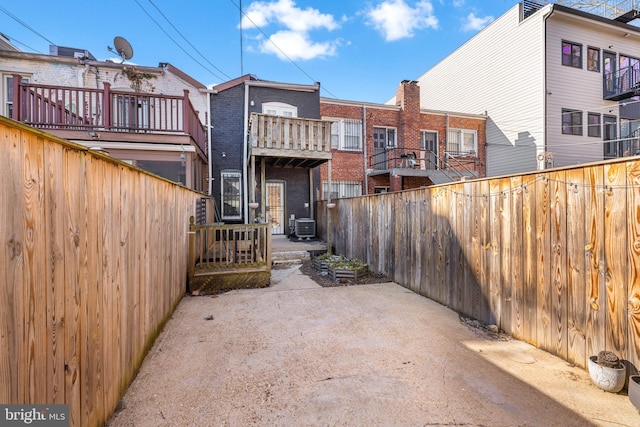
[298,259,390,287]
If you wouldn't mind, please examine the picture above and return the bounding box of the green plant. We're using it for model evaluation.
[117,66,156,92]
[316,254,367,270]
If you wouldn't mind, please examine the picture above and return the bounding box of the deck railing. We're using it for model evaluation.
[13,77,208,154]
[370,148,479,173]
[604,66,640,101]
[188,220,272,275]
[249,112,332,155]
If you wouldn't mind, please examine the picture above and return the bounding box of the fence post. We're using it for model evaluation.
[188,216,196,290]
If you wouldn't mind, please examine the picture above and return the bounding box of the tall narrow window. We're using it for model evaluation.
[221,171,242,220]
[587,47,600,72]
[562,41,582,68]
[3,75,29,118]
[587,112,601,137]
[562,109,582,135]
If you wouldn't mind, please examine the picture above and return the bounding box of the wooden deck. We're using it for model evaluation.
[187,219,272,293]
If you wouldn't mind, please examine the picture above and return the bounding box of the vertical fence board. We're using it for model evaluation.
[522,176,537,345]
[435,189,447,303]
[421,191,433,296]
[24,132,47,403]
[0,124,24,403]
[536,174,552,351]
[488,180,501,327]
[604,163,628,358]
[585,165,606,361]
[84,156,104,427]
[566,168,586,367]
[102,161,118,417]
[510,176,524,339]
[478,180,491,324]
[452,185,463,310]
[136,176,147,358]
[550,170,568,360]
[469,182,482,319]
[63,149,83,425]
[410,192,421,293]
[627,161,640,367]
[500,178,512,332]
[44,141,66,403]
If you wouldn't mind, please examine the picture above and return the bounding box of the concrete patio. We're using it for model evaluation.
[107,263,638,426]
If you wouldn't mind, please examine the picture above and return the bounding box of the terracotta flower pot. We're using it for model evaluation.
[629,375,640,411]
[587,355,626,393]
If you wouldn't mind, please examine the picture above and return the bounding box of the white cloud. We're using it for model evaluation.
[260,31,338,60]
[242,0,338,32]
[241,0,340,61]
[452,0,465,7]
[366,0,439,42]
[461,12,494,32]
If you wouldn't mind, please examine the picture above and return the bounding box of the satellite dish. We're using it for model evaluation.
[112,36,133,62]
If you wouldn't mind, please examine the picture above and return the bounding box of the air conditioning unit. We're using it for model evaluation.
[294,218,316,239]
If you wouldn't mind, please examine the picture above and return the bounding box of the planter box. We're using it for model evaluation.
[312,258,329,273]
[329,265,368,281]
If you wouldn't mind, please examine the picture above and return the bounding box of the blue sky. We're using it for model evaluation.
[1,0,516,103]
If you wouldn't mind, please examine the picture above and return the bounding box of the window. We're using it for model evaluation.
[603,115,618,158]
[562,109,582,135]
[446,129,477,155]
[619,55,640,92]
[3,74,29,118]
[587,112,601,137]
[373,127,396,147]
[562,41,582,68]
[587,47,600,71]
[262,102,297,117]
[221,171,242,220]
[329,118,362,151]
[322,180,362,200]
[421,131,438,151]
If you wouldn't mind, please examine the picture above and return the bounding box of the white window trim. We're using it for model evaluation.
[326,117,363,151]
[321,180,362,200]
[420,130,439,149]
[221,170,242,220]
[447,128,477,155]
[374,126,397,148]
[2,73,30,118]
[262,101,297,117]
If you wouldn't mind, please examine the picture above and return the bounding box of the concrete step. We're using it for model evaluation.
[271,250,310,266]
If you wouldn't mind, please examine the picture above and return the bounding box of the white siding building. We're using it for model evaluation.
[411,1,640,175]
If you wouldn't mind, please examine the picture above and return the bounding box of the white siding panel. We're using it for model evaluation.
[416,4,548,176]
[486,118,537,176]
[545,12,627,167]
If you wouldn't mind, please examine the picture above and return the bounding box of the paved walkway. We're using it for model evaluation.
[108,266,639,426]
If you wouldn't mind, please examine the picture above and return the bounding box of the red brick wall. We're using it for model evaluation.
[319,81,487,196]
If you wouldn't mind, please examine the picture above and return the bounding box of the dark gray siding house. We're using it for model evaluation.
[210,75,332,236]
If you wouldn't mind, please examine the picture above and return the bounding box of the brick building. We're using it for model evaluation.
[317,80,487,198]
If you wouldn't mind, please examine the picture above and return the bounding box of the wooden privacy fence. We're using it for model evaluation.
[0,117,203,427]
[320,158,640,370]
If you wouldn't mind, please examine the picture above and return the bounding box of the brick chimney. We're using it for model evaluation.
[395,80,421,150]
